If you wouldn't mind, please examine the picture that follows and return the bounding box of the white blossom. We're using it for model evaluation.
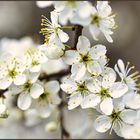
[0,56,27,89]
[54,1,92,25]
[9,72,44,110]
[94,99,137,136]
[71,1,116,42]
[63,36,107,80]
[61,76,100,110]
[40,11,69,59]
[25,47,47,72]
[86,69,128,115]
[36,80,61,118]
[115,59,140,91]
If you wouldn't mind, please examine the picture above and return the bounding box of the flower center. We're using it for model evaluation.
[24,81,32,91]
[99,88,110,99]
[77,82,89,96]
[8,69,17,78]
[109,110,122,124]
[81,54,92,63]
[32,60,40,66]
[39,92,51,105]
[91,15,101,26]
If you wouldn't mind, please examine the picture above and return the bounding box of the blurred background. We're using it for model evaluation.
[0,0,139,139]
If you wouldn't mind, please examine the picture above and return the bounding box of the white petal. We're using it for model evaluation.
[45,80,60,94]
[94,115,111,133]
[0,104,6,114]
[61,77,78,94]
[30,83,44,99]
[14,74,26,85]
[68,93,83,110]
[36,1,53,8]
[29,72,40,83]
[109,82,128,98]
[123,92,140,109]
[71,63,86,80]
[58,29,69,43]
[9,85,23,95]
[62,50,80,65]
[51,94,61,105]
[30,64,41,72]
[76,36,90,55]
[18,93,32,110]
[58,8,72,25]
[51,11,59,27]
[87,61,102,75]
[89,25,100,41]
[89,45,106,60]
[100,97,113,115]
[86,78,101,93]
[117,59,126,75]
[77,1,93,18]
[39,105,52,118]
[81,94,101,109]
[113,98,125,112]
[103,31,113,43]
[70,13,91,26]
[102,70,116,89]
[46,44,64,59]
[120,110,137,125]
[0,76,12,89]
[97,1,112,17]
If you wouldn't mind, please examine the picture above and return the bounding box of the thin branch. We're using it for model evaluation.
[39,69,71,81]
[59,25,83,139]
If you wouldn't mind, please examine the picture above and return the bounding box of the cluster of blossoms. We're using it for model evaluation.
[37,1,140,138]
[0,1,139,139]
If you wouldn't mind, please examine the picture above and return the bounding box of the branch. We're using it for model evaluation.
[59,25,83,139]
[39,69,71,81]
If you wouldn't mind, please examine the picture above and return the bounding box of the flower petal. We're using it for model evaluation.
[76,36,90,55]
[45,80,60,94]
[0,76,12,89]
[120,110,137,125]
[18,93,32,110]
[36,1,53,8]
[14,74,26,85]
[89,25,100,41]
[46,44,64,59]
[100,97,113,115]
[94,115,111,133]
[89,45,106,60]
[39,105,52,118]
[0,104,6,114]
[62,50,80,65]
[87,61,102,75]
[30,65,41,73]
[97,1,112,17]
[81,94,101,109]
[68,93,83,110]
[102,70,116,89]
[71,63,86,80]
[58,29,69,43]
[61,77,78,94]
[51,11,59,27]
[30,83,44,99]
[109,82,128,98]
[123,92,140,109]
[86,78,101,93]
